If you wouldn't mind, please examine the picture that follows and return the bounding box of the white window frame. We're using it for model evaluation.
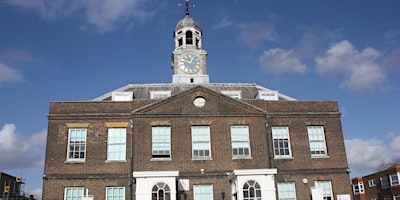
[106,187,125,200]
[243,180,262,200]
[64,187,84,200]
[394,195,400,200]
[390,172,400,186]
[352,182,365,194]
[221,91,242,99]
[107,128,126,161]
[381,175,390,189]
[67,129,87,162]
[315,181,333,200]
[272,127,292,158]
[258,91,278,101]
[112,91,133,101]
[368,179,376,187]
[152,182,171,200]
[150,91,171,99]
[307,126,328,157]
[277,182,297,200]
[193,184,213,200]
[152,126,171,159]
[192,126,211,159]
[231,125,251,158]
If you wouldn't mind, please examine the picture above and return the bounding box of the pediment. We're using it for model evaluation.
[133,86,265,116]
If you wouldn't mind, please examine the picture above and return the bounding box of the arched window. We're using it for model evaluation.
[243,180,261,200]
[152,182,171,200]
[178,38,183,47]
[186,31,193,45]
[195,38,200,48]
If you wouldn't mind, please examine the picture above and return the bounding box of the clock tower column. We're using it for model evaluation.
[171,0,209,84]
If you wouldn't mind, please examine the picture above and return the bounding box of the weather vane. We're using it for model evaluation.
[178,0,195,16]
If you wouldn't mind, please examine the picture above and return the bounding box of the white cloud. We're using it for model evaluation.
[382,48,400,71]
[4,0,155,33]
[3,49,38,63]
[345,138,389,174]
[0,62,23,85]
[259,48,307,75]
[382,29,400,46]
[387,132,400,152]
[345,134,400,176]
[293,26,342,59]
[315,40,387,91]
[0,124,47,169]
[237,21,280,49]
[212,17,233,29]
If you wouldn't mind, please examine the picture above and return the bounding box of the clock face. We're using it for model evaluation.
[193,97,206,107]
[180,54,201,74]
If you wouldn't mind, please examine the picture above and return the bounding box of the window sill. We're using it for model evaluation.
[274,156,294,160]
[65,160,85,164]
[192,157,213,161]
[311,155,330,159]
[105,160,127,163]
[151,158,172,161]
[232,156,253,160]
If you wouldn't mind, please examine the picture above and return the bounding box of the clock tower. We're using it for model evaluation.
[172,0,209,84]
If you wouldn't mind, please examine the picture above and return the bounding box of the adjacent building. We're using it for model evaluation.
[0,172,29,200]
[352,166,400,200]
[42,3,352,200]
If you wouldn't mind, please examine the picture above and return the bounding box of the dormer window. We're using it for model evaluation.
[258,91,279,101]
[150,91,171,99]
[222,91,242,99]
[186,31,193,45]
[112,92,133,101]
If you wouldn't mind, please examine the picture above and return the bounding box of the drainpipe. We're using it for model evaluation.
[265,119,274,168]
[129,119,134,200]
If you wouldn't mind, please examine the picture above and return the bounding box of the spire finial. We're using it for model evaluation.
[185,0,189,16]
[178,0,194,16]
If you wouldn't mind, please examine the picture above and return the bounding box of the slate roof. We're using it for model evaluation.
[93,83,296,101]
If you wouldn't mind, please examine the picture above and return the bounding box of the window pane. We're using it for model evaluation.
[272,127,292,157]
[307,126,327,156]
[192,126,211,158]
[278,182,296,200]
[231,126,250,157]
[65,188,83,200]
[67,129,87,161]
[381,176,390,188]
[152,127,171,158]
[152,183,170,200]
[390,173,400,186]
[106,187,125,200]
[315,181,333,199]
[194,185,213,200]
[243,180,261,199]
[107,128,127,160]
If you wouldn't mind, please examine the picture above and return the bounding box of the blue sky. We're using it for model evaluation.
[0,0,399,198]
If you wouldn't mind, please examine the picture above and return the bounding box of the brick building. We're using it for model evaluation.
[351,166,400,200]
[42,2,352,200]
